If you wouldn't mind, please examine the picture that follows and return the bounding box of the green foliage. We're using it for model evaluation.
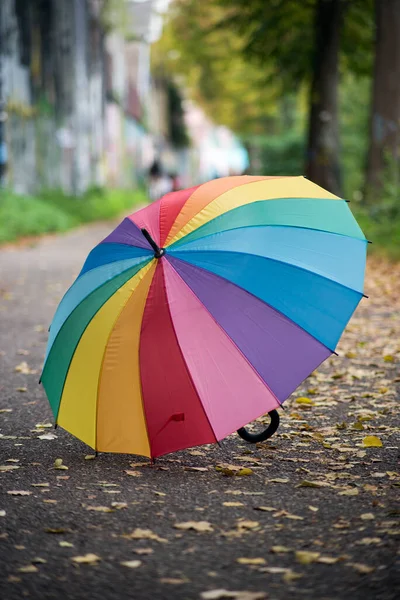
[0,191,74,243]
[215,0,374,86]
[0,187,147,245]
[340,75,371,199]
[245,130,305,176]
[152,0,279,136]
[352,205,400,261]
[351,153,400,260]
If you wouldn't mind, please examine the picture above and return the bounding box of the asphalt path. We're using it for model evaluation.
[0,221,399,600]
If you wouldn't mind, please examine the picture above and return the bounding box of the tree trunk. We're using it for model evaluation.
[305,0,344,196]
[365,0,400,203]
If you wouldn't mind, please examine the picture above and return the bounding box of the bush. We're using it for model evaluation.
[0,187,147,245]
[246,131,305,176]
[0,190,74,243]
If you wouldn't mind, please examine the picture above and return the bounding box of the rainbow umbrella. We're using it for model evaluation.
[41,176,367,458]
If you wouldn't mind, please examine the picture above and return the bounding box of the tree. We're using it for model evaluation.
[151,0,280,138]
[365,0,400,203]
[156,0,374,194]
[305,0,345,195]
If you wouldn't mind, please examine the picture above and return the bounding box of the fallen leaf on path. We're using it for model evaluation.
[174,521,213,533]
[362,436,383,448]
[120,560,142,568]
[295,397,315,405]
[134,548,153,555]
[14,362,37,374]
[282,570,303,583]
[317,556,340,564]
[59,541,74,547]
[38,433,57,440]
[236,557,266,565]
[223,502,244,507]
[124,470,141,477]
[85,506,113,513]
[124,528,168,543]
[53,458,68,470]
[236,520,259,531]
[254,506,277,512]
[7,490,32,496]
[45,528,72,534]
[272,510,304,521]
[383,354,394,362]
[31,557,46,564]
[0,465,19,472]
[111,502,128,510]
[267,478,289,484]
[357,537,382,545]
[184,466,208,472]
[296,480,327,488]
[338,488,359,496]
[270,546,291,554]
[0,510,6,517]
[295,551,321,565]
[159,577,188,584]
[347,562,375,574]
[215,464,254,477]
[71,554,101,565]
[18,565,38,573]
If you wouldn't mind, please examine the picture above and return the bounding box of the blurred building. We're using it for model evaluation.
[0,0,247,196]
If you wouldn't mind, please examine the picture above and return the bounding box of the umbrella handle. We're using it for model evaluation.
[237,409,280,443]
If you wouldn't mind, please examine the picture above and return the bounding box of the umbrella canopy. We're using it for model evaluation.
[41,175,367,458]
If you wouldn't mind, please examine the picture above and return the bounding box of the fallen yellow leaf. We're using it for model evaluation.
[236,557,266,565]
[270,546,291,554]
[71,554,101,565]
[85,506,113,513]
[347,562,374,574]
[124,528,168,543]
[317,556,339,564]
[236,520,259,530]
[362,436,383,448]
[18,565,38,573]
[295,551,320,565]
[295,397,315,405]
[120,560,142,568]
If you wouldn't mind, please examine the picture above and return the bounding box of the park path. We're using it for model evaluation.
[0,222,399,600]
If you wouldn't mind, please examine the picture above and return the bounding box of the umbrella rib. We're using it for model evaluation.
[167,254,343,357]
[161,260,219,446]
[95,264,155,455]
[170,222,367,251]
[168,177,341,244]
[170,248,366,299]
[169,199,365,249]
[165,175,282,244]
[44,262,153,429]
[42,257,152,373]
[165,256,283,412]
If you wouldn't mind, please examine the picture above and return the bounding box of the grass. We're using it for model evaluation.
[352,204,400,262]
[0,187,147,245]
